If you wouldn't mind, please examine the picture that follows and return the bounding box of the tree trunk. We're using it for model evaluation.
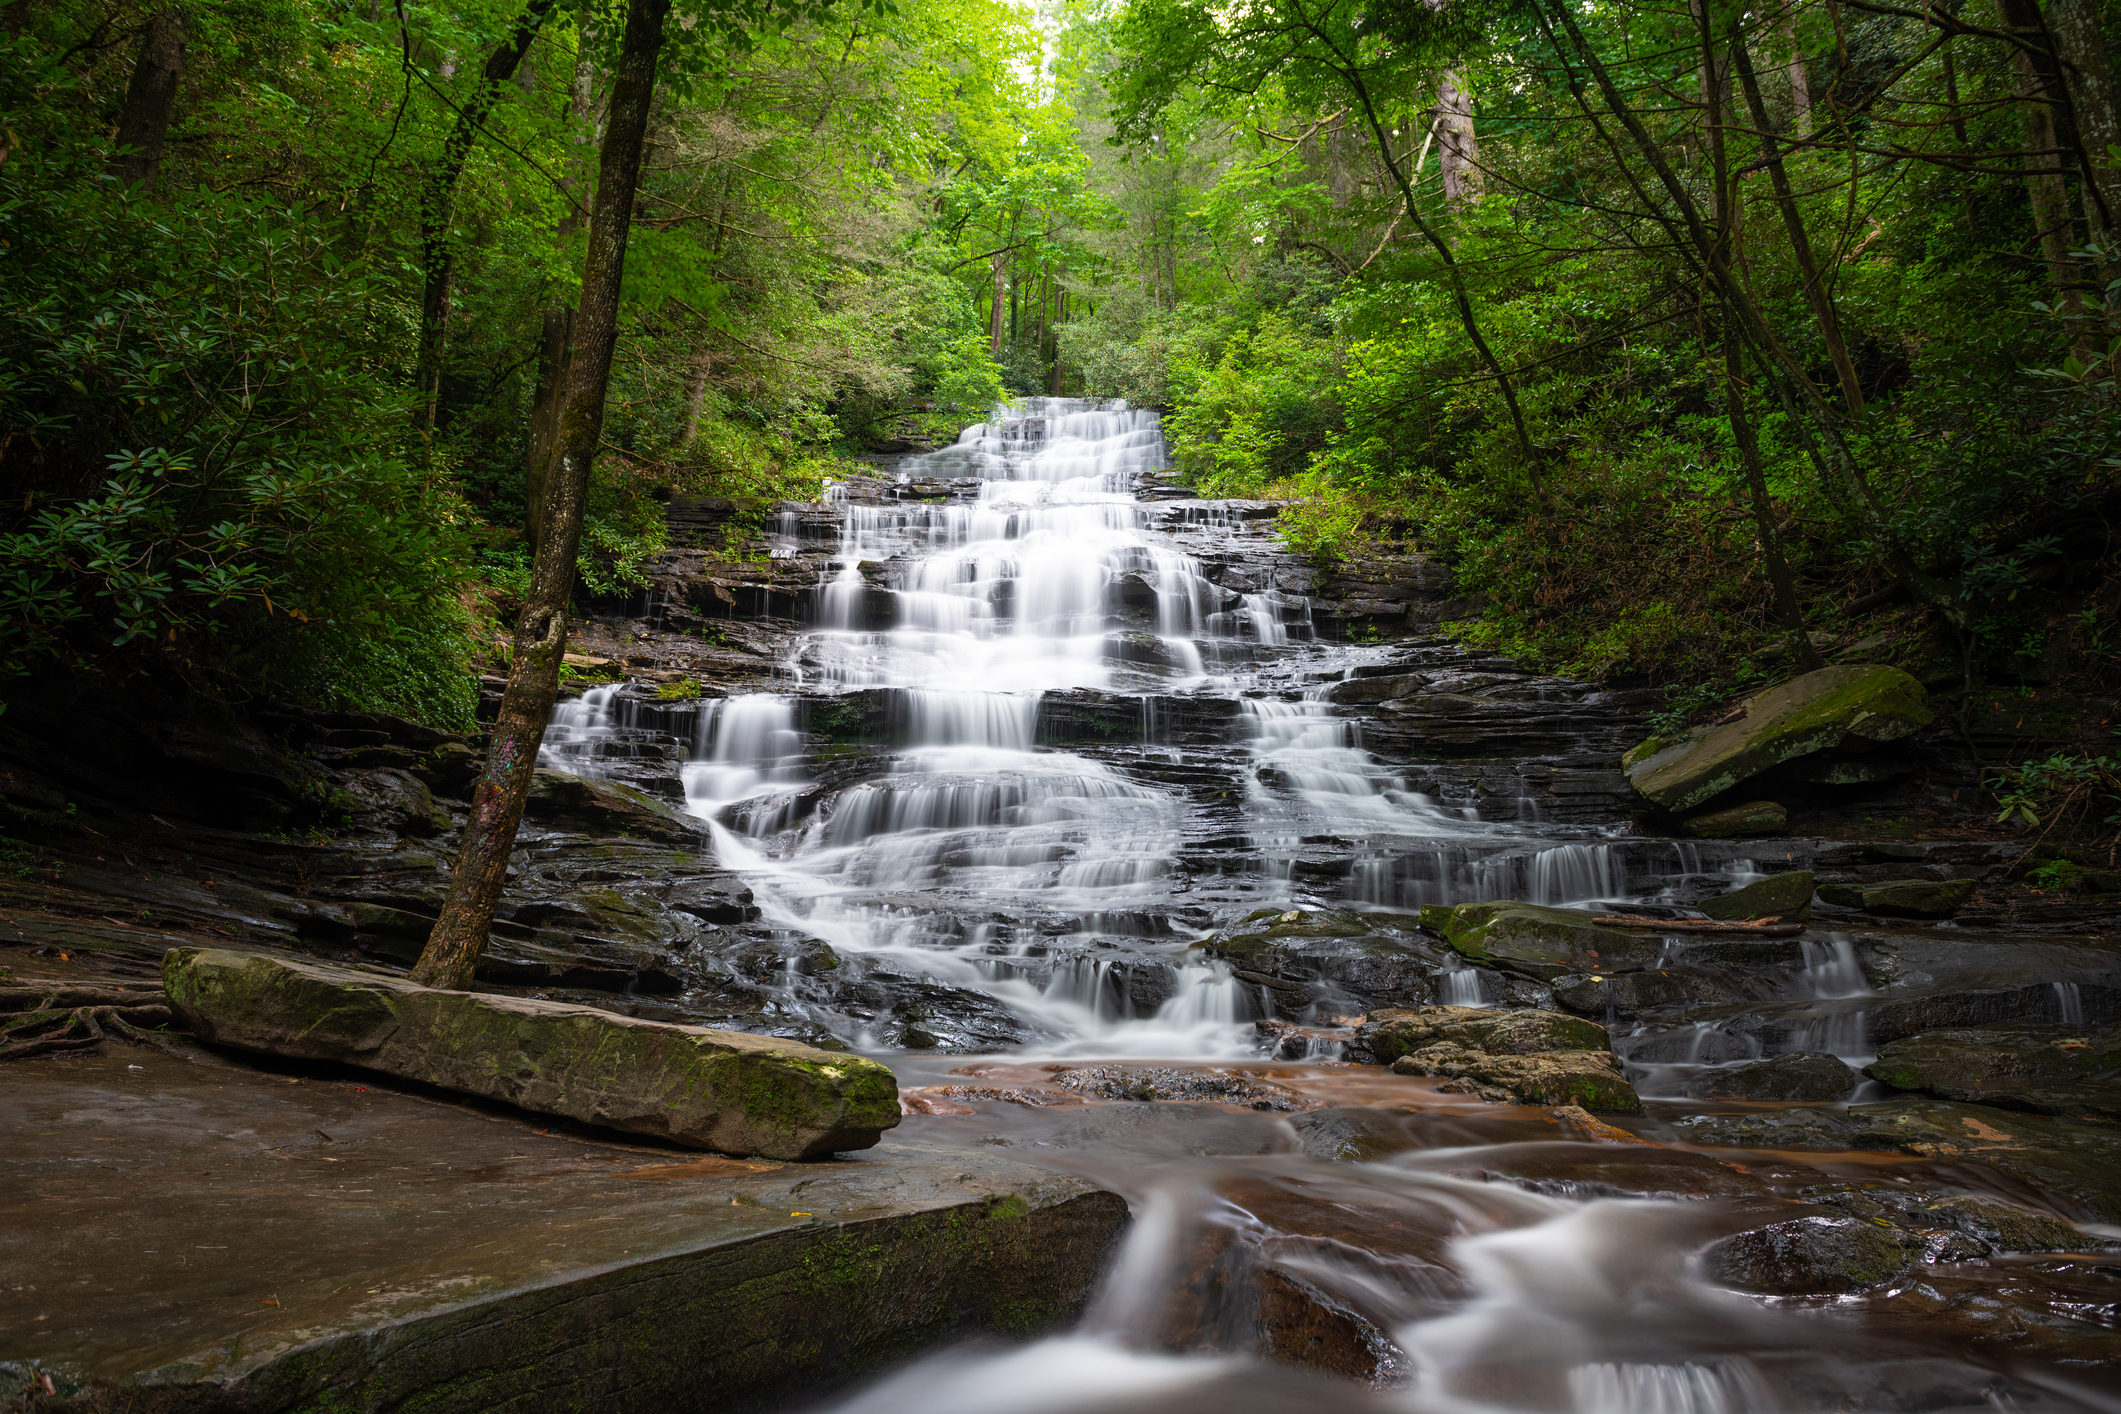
[2049,0,2121,240]
[679,345,713,445]
[416,0,560,429]
[1731,35,1866,418]
[526,44,600,554]
[1781,11,1810,138]
[108,8,188,191]
[1998,0,2089,352]
[523,304,571,552]
[1435,71,1479,203]
[414,0,672,992]
[989,249,1008,358]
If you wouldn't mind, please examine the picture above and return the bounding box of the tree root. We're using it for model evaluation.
[0,984,169,1010]
[0,999,220,1065]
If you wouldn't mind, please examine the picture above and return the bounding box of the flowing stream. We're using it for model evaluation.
[545,400,2121,1413]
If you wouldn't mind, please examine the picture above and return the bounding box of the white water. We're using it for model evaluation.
[543,399,1760,1058]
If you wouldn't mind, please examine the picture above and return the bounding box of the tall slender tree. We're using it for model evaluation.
[414,0,674,992]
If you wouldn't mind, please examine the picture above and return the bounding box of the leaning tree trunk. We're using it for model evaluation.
[415,0,561,429]
[526,43,600,553]
[108,7,188,191]
[413,0,672,992]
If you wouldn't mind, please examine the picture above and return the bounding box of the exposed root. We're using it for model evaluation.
[0,996,218,1064]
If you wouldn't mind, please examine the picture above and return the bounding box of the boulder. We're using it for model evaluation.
[1703,1214,1926,1295]
[525,769,706,845]
[1688,1051,1856,1102]
[1360,1005,1639,1113]
[1359,1005,1615,1060]
[1623,664,1932,814]
[1816,878,1977,917]
[1676,799,1787,837]
[1552,966,1786,1019]
[1698,870,1814,921]
[1418,901,1660,979]
[162,948,899,1159]
[1865,1023,2121,1119]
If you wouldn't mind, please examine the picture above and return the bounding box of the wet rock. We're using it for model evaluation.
[524,769,706,845]
[1676,799,1787,838]
[1387,1046,1640,1112]
[1817,878,1977,917]
[1669,1109,1871,1151]
[1698,870,1814,921]
[1865,1023,2121,1119]
[1051,1065,1310,1111]
[1703,1214,1928,1294]
[1255,1265,1406,1386]
[1869,983,2121,1041]
[1203,909,1444,1013]
[1623,664,1931,814]
[413,740,484,796]
[1688,1051,1858,1102]
[1845,1096,2121,1222]
[163,947,900,1159]
[1909,1193,2098,1253]
[1358,1005,1615,1060]
[1360,1006,1638,1112]
[1425,1140,1770,1201]
[1419,901,1660,979]
[1551,966,1786,1020]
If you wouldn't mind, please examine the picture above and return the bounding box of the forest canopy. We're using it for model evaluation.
[2,0,2116,719]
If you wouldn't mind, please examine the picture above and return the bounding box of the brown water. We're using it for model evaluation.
[807,1056,2121,1414]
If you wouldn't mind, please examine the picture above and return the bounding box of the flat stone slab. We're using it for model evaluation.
[0,1048,1126,1413]
[163,948,898,1159]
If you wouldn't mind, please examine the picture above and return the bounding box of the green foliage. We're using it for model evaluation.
[1988,752,2121,841]
[0,45,475,715]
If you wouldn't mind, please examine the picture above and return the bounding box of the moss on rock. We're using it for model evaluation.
[1623,665,1931,815]
[1418,901,1659,979]
[163,947,899,1159]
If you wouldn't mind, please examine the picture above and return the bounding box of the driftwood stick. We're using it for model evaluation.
[1592,913,1806,935]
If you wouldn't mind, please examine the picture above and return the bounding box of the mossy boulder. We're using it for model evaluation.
[1359,1005,1639,1112]
[1676,799,1788,838]
[162,947,899,1159]
[1624,665,1932,815]
[1703,1214,1926,1295]
[1698,870,1814,920]
[1816,877,1977,917]
[1865,1024,2121,1118]
[1359,1005,1614,1061]
[1418,901,1660,979]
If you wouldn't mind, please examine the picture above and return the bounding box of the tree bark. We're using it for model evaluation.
[523,304,572,551]
[527,43,599,554]
[416,0,560,429]
[988,248,1008,358]
[414,0,671,992]
[1435,70,1479,203]
[2049,0,2121,240]
[679,344,713,445]
[1731,35,1866,418]
[1782,10,1811,138]
[108,8,188,191]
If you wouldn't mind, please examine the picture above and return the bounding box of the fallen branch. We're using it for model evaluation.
[1592,914,1807,935]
